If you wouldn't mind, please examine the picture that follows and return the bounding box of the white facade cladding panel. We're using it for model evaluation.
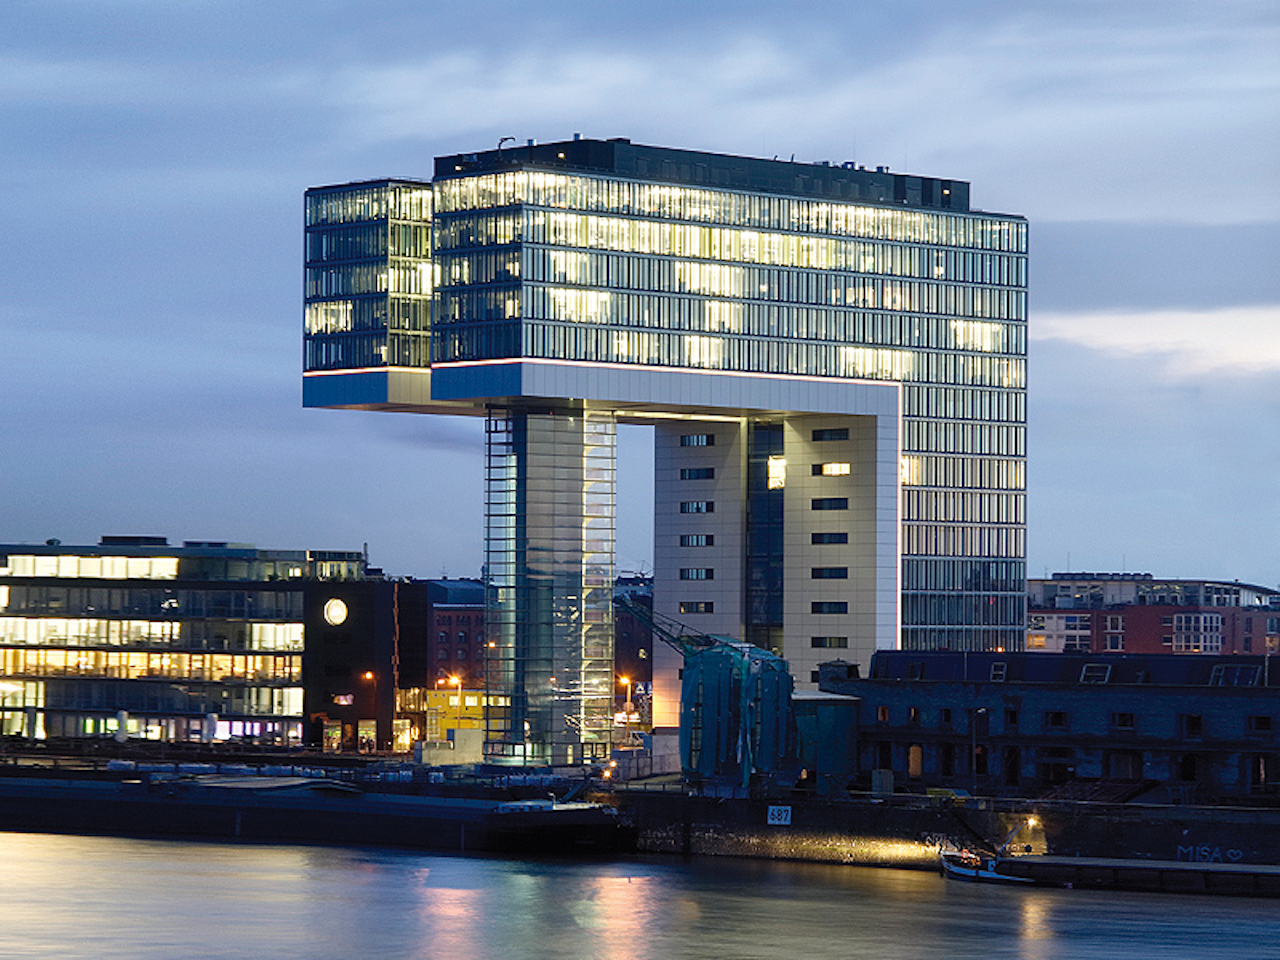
[426,359,900,419]
[652,422,748,727]
[781,415,899,686]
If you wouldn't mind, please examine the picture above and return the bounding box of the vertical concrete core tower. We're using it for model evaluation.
[303,138,1028,766]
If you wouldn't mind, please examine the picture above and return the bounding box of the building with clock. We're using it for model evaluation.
[303,136,1028,767]
[303,576,487,752]
[0,536,364,744]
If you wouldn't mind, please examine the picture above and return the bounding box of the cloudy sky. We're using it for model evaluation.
[2,0,1277,586]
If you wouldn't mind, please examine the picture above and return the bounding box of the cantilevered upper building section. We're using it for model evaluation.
[303,137,1027,766]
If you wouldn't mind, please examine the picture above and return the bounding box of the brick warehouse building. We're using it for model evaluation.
[819,650,1280,802]
[1028,573,1280,655]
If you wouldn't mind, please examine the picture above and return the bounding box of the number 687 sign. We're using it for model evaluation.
[767,805,792,826]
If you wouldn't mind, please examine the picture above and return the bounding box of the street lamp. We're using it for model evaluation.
[362,671,378,752]
[619,676,633,746]
[438,674,463,741]
[450,674,462,735]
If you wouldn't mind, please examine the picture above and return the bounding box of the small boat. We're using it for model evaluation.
[939,849,1035,884]
[940,815,1041,884]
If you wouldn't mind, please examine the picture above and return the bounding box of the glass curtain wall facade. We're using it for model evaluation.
[304,140,1028,763]
[483,406,616,765]
[304,180,433,371]
[0,542,363,741]
[745,421,785,652]
[431,167,1027,652]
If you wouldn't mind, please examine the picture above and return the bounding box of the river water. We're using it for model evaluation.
[2,832,1278,960]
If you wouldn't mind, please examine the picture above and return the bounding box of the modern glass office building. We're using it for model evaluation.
[0,537,363,742]
[304,137,1027,765]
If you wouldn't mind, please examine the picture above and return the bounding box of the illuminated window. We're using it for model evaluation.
[766,456,786,490]
[679,601,714,614]
[680,434,715,447]
[680,534,714,547]
[679,568,714,580]
[812,462,851,476]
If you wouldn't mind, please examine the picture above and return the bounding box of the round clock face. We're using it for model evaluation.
[323,597,349,626]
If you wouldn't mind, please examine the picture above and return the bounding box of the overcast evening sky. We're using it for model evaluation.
[2,1,1277,586]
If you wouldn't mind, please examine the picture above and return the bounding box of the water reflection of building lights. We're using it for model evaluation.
[1019,894,1052,943]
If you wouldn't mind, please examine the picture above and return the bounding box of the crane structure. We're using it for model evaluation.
[616,597,798,791]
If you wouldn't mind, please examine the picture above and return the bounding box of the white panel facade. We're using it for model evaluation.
[781,415,899,688]
[651,420,746,728]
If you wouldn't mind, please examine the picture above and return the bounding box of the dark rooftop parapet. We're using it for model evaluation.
[830,650,1280,688]
[434,137,973,212]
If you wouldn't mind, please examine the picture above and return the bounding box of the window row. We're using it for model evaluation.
[432,171,1027,252]
[902,523,1026,560]
[304,297,430,335]
[900,627,1025,652]
[0,617,304,651]
[903,558,1026,594]
[903,420,1025,457]
[509,241,1024,294]
[305,222,432,264]
[305,259,433,298]
[3,681,304,717]
[904,385,1024,424]
[305,182,432,227]
[1,555,179,581]
[902,593,1025,627]
[1,587,305,621]
[305,331,430,371]
[903,489,1025,525]
[0,648,301,683]
[440,284,1025,348]
[439,249,520,285]
[899,455,1025,491]
[435,319,1026,389]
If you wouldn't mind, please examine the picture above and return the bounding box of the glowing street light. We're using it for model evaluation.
[437,674,463,741]
[619,676,635,747]
[362,671,378,752]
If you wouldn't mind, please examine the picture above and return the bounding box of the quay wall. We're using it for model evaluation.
[619,791,1280,869]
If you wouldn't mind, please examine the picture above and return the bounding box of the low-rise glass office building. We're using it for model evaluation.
[0,537,363,743]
